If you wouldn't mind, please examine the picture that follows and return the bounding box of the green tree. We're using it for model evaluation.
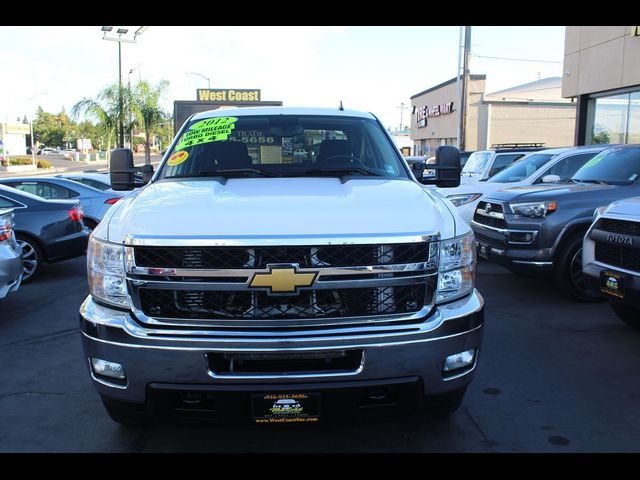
[71,84,121,155]
[33,107,73,148]
[130,79,170,165]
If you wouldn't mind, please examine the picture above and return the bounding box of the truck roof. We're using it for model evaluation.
[191,106,377,121]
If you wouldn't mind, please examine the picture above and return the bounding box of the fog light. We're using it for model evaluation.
[90,358,126,380]
[443,349,476,373]
[509,231,534,243]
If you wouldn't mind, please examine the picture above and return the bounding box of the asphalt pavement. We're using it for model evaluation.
[0,258,639,452]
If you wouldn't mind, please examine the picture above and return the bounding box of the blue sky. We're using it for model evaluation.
[0,26,566,130]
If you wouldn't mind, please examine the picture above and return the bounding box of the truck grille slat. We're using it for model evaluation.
[135,243,431,270]
[595,243,640,272]
[139,284,430,320]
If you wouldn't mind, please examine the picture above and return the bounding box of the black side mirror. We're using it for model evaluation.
[110,148,153,191]
[418,146,461,188]
[411,161,426,181]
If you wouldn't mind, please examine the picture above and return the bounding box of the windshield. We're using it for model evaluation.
[572,146,640,185]
[158,114,408,180]
[487,153,555,183]
[462,152,492,174]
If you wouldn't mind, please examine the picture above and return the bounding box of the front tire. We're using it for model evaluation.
[16,235,43,283]
[554,233,603,302]
[610,300,640,328]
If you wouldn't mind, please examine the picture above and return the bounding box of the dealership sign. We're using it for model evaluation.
[197,89,261,103]
[415,101,455,128]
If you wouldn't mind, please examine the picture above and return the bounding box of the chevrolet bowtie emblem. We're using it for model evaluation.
[249,264,318,294]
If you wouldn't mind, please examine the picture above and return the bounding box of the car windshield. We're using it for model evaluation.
[487,153,555,183]
[158,114,408,180]
[462,151,492,174]
[571,146,640,185]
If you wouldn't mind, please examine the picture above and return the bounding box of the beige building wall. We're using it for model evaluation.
[563,26,640,98]
[410,76,485,153]
[487,103,576,147]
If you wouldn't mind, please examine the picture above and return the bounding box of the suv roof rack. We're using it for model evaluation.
[491,142,545,149]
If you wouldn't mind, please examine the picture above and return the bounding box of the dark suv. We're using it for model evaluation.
[471,144,640,301]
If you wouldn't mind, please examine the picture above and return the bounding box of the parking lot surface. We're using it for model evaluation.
[1,257,639,452]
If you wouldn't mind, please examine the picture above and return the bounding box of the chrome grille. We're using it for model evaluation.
[126,239,438,330]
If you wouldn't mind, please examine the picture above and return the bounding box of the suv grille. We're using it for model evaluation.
[598,219,640,236]
[473,201,506,229]
[135,243,431,269]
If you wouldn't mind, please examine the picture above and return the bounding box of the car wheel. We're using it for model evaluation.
[422,386,467,418]
[101,396,153,427]
[554,233,603,302]
[16,235,42,283]
[609,300,640,328]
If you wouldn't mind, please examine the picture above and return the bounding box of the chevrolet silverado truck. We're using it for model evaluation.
[79,107,484,425]
[583,196,640,327]
[472,144,640,302]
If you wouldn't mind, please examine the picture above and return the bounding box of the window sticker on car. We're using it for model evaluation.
[175,117,238,151]
[167,150,189,166]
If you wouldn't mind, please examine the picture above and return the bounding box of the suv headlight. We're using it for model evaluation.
[87,236,128,308]
[510,201,557,218]
[446,193,482,207]
[436,232,476,303]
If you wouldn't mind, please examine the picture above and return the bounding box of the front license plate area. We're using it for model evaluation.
[252,393,321,424]
[600,270,627,299]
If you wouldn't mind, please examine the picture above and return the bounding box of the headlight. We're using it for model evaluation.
[510,201,557,218]
[436,232,476,303]
[446,193,482,207]
[87,236,128,308]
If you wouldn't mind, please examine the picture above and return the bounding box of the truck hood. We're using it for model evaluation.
[485,181,620,203]
[105,178,455,243]
[603,195,640,216]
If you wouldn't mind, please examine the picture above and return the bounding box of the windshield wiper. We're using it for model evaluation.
[300,167,384,183]
[571,178,608,185]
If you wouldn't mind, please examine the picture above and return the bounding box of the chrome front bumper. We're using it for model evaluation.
[80,291,485,404]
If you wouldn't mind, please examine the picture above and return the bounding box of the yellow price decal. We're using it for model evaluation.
[167,150,189,166]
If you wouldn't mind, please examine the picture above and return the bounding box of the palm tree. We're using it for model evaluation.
[130,80,170,165]
[71,84,120,157]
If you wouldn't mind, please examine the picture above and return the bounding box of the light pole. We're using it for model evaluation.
[27,92,47,167]
[101,26,147,149]
[185,72,211,89]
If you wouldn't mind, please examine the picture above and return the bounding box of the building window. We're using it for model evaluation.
[588,91,639,145]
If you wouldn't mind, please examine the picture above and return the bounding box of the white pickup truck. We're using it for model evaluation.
[79,107,484,425]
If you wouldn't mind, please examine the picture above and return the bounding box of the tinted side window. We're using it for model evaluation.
[489,153,525,176]
[0,195,17,208]
[10,182,79,200]
[72,178,109,191]
[543,153,598,181]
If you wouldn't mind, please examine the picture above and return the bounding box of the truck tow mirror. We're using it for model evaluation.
[418,146,461,188]
[110,149,153,191]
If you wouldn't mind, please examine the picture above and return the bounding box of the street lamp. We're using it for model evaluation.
[101,26,147,148]
[185,72,211,89]
[27,92,47,167]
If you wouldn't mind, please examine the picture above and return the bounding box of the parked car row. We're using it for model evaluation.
[446,143,640,328]
[0,173,127,295]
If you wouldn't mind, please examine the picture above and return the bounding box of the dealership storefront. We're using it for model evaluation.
[563,26,640,145]
[411,75,576,156]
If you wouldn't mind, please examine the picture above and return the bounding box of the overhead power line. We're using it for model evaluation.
[471,54,563,64]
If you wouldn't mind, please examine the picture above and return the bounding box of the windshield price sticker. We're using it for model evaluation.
[176,117,238,150]
[167,150,189,166]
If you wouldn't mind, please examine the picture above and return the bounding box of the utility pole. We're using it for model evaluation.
[460,26,471,152]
